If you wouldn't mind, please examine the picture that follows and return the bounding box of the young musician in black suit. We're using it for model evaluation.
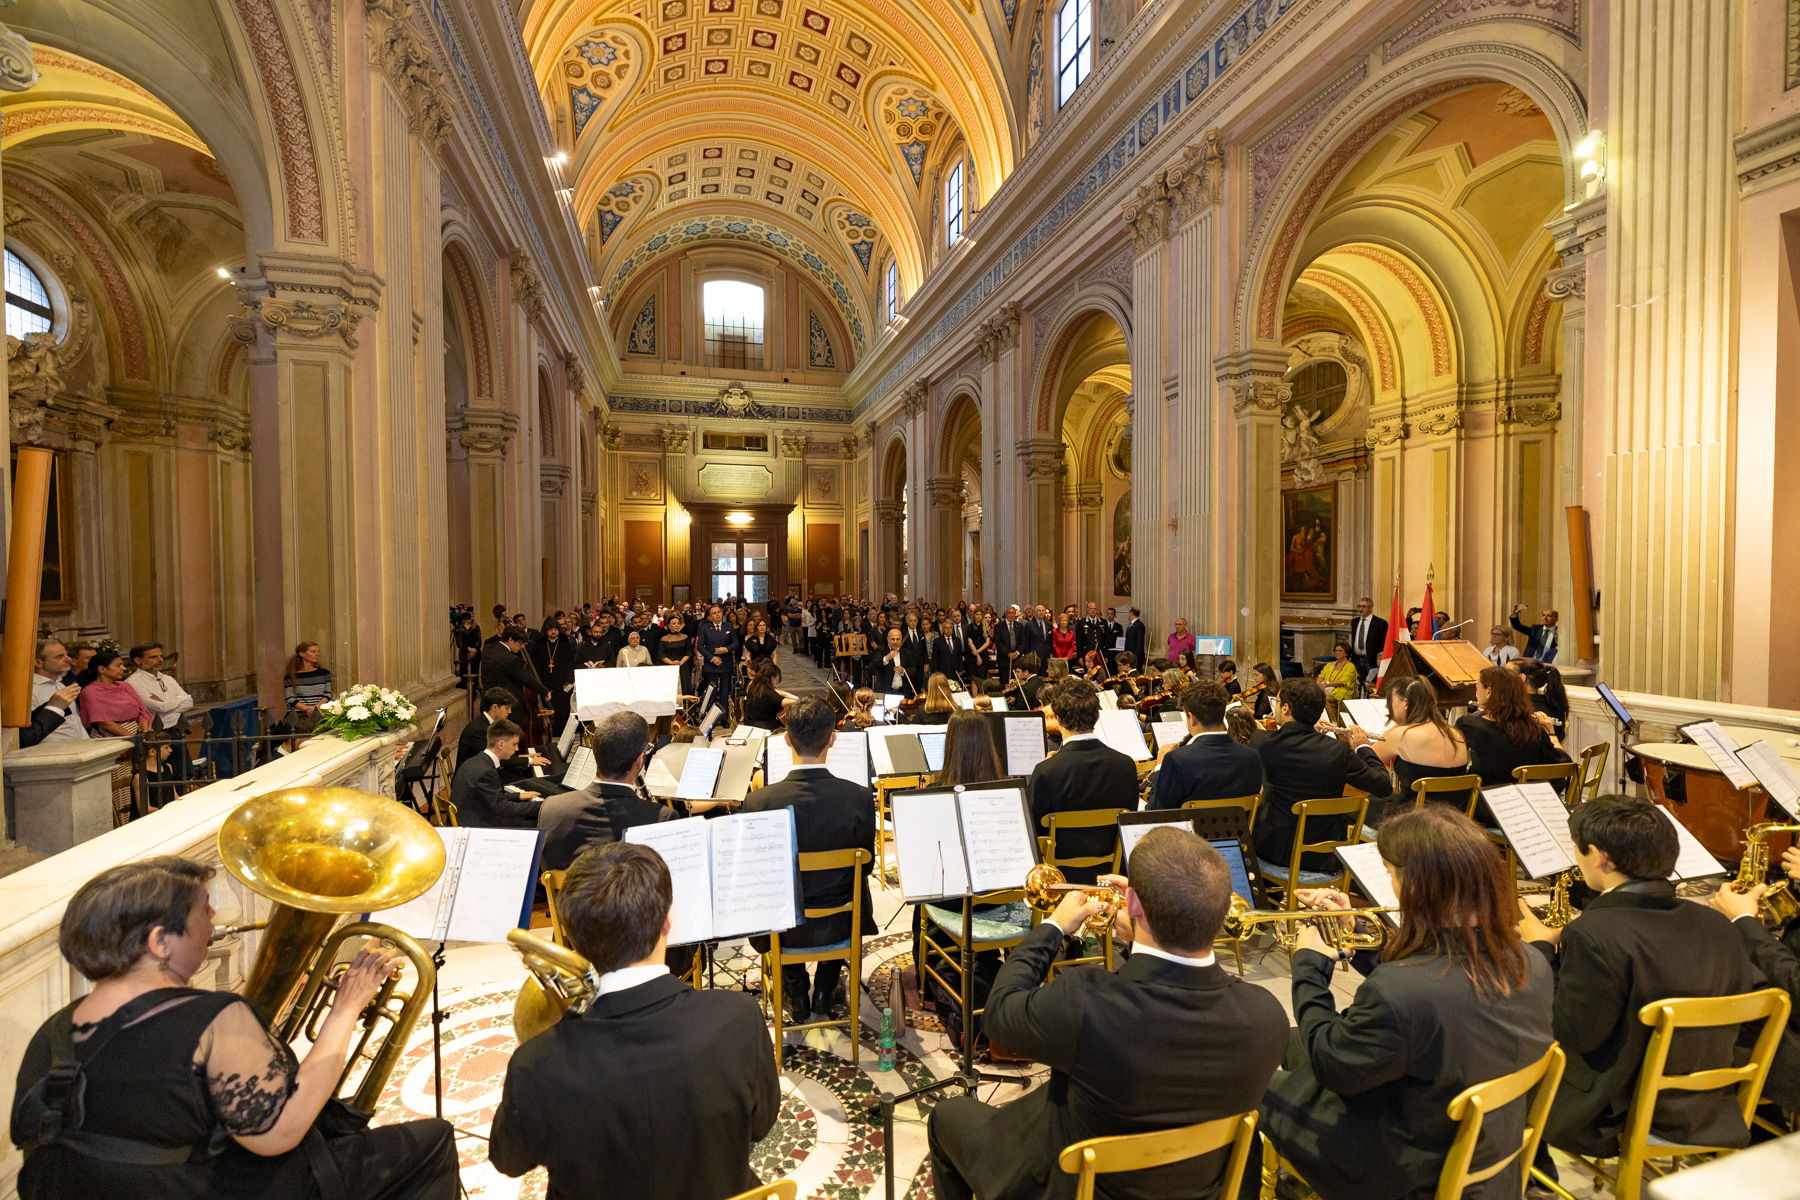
[1519,795,1775,1158]
[1026,679,1139,884]
[587,711,702,838]
[1259,805,1553,1199]
[1709,843,1800,1117]
[490,842,781,1199]
[928,828,1288,1200]
[1148,681,1263,810]
[1012,652,1046,709]
[1253,677,1392,870]
[451,718,542,828]
[459,688,560,776]
[744,699,876,1023]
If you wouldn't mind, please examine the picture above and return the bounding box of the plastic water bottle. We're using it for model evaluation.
[877,1007,897,1070]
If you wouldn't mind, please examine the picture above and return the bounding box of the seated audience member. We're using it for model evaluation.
[451,718,542,828]
[928,828,1287,1200]
[11,858,456,1200]
[1457,664,1570,790]
[489,843,781,1199]
[1253,678,1392,871]
[1258,806,1552,1199]
[1519,795,1780,1157]
[27,639,84,744]
[1148,681,1263,811]
[1027,679,1139,884]
[744,699,875,1024]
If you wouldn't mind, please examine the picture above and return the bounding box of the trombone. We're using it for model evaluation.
[1221,893,1402,952]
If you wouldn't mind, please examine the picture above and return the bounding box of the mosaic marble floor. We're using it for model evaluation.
[364,880,1605,1199]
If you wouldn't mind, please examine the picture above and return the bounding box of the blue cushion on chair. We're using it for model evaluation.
[923,901,1033,943]
[1257,858,1339,886]
[792,937,853,955]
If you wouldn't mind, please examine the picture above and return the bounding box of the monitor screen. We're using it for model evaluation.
[917,730,947,773]
[1595,682,1633,727]
[1209,838,1256,907]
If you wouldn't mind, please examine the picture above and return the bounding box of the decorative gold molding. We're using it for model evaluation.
[1364,418,1408,449]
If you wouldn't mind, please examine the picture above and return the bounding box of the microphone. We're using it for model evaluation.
[1433,619,1474,639]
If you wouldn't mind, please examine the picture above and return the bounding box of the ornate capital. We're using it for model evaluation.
[925,476,963,508]
[601,423,623,450]
[209,421,252,452]
[254,298,367,349]
[449,406,519,455]
[873,499,904,525]
[1121,177,1170,255]
[564,351,588,400]
[1215,347,1292,415]
[780,432,810,457]
[365,0,452,152]
[1501,399,1561,427]
[975,300,1022,363]
[840,433,858,459]
[1543,263,1584,302]
[540,464,570,497]
[1164,129,1224,226]
[898,380,929,420]
[1364,418,1408,449]
[0,22,38,92]
[1414,408,1463,438]
[660,426,690,454]
[510,249,547,323]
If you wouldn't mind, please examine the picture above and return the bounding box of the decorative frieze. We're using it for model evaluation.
[1500,399,1561,427]
[1364,418,1408,449]
[252,297,368,349]
[509,249,547,323]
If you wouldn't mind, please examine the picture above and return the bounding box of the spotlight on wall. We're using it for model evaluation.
[1575,129,1606,199]
[217,266,232,279]
[726,511,753,525]
[553,151,570,165]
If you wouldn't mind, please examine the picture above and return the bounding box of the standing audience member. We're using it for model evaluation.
[1347,596,1388,679]
[125,644,194,738]
[29,640,86,742]
[283,642,332,732]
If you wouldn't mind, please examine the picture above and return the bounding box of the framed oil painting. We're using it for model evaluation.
[1281,483,1335,600]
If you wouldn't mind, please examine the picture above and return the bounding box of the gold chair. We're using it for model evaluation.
[764,848,872,1068]
[1060,1111,1259,1200]
[872,774,925,887]
[1577,741,1609,803]
[1534,989,1792,1200]
[918,887,1034,1047]
[1512,761,1580,791]
[1410,773,1484,819]
[725,1181,797,1200]
[1040,808,1126,972]
[430,785,458,827]
[1256,794,1371,911]
[540,868,568,945]
[1182,793,1264,832]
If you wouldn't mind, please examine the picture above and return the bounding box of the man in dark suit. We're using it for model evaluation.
[589,710,691,837]
[1024,604,1055,663]
[744,698,875,1023]
[1076,601,1110,661]
[537,787,615,873]
[994,605,1025,677]
[1347,596,1388,680]
[1520,795,1772,1158]
[695,604,739,700]
[1102,606,1125,671]
[1027,679,1140,884]
[1149,682,1263,810]
[1123,606,1147,664]
[451,718,543,828]
[461,687,570,788]
[490,841,781,1199]
[927,828,1289,1200]
[481,626,548,712]
[1253,678,1392,871]
[1510,604,1562,663]
[930,618,965,682]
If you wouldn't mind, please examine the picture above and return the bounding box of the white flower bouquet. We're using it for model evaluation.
[313,683,419,740]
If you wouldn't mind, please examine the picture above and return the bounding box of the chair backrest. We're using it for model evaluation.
[1622,989,1792,1155]
[1289,793,1371,866]
[1057,1111,1258,1200]
[1512,762,1579,788]
[541,868,568,946]
[1183,793,1264,831]
[724,1181,797,1200]
[1577,742,1609,803]
[1410,773,1483,819]
[1043,808,1126,874]
[1436,1043,1566,1199]
[794,848,873,921]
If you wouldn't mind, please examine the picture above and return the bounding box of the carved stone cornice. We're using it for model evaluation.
[1164,130,1225,226]
[925,476,963,508]
[249,297,368,350]
[1413,408,1463,438]
[540,463,570,497]
[0,22,38,92]
[1121,177,1170,255]
[1545,193,1607,263]
[448,406,518,456]
[1215,348,1292,416]
[1364,418,1408,449]
[1543,263,1585,302]
[364,0,453,152]
[975,300,1021,363]
[509,249,547,323]
[564,351,587,400]
[1736,108,1800,196]
[1016,437,1066,481]
[780,432,810,457]
[1501,399,1562,427]
[108,412,175,442]
[659,427,690,455]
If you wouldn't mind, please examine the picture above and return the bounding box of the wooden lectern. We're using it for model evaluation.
[1382,639,1491,707]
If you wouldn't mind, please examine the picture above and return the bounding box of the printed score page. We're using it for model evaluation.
[763,736,797,785]
[863,725,905,776]
[824,731,871,787]
[710,809,800,940]
[1095,710,1152,761]
[1342,699,1393,737]
[1738,741,1800,818]
[1099,690,1119,711]
[1683,720,1758,788]
[1003,717,1048,776]
[1119,813,1194,864]
[676,747,726,799]
[957,788,1039,893]
[375,828,463,942]
[625,817,714,944]
[1336,841,1402,916]
[1483,784,1579,880]
[441,828,544,943]
[561,746,597,792]
[1656,806,1725,880]
[1152,722,1187,750]
[891,790,971,901]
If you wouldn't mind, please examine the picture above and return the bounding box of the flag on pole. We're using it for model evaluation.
[1420,582,1438,643]
[1376,583,1403,684]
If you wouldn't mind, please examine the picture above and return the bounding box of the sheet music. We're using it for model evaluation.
[883,694,906,713]
[676,746,725,799]
[1683,720,1757,788]
[1483,784,1579,879]
[1342,699,1393,737]
[557,714,582,759]
[1336,841,1402,914]
[1095,710,1152,761]
[957,788,1038,892]
[1114,637,1127,651]
[1656,806,1725,880]
[710,810,800,940]
[376,828,464,942]
[561,745,597,791]
[1099,690,1119,711]
[573,665,682,721]
[992,698,1010,712]
[824,731,871,787]
[916,730,946,773]
[891,790,970,901]
[1157,710,1185,724]
[376,828,542,944]
[1119,812,1192,862]
[643,750,679,796]
[864,725,906,776]
[1152,722,1187,750]
[954,692,977,709]
[763,736,797,784]
[1739,741,1800,817]
[1002,717,1047,776]
[626,817,714,944]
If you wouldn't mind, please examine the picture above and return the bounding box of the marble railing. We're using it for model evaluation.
[0,725,416,1199]
[1565,686,1800,795]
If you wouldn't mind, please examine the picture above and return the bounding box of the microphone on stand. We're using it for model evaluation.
[1433,619,1475,640]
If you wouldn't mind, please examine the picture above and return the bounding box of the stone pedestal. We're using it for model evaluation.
[4,737,130,855]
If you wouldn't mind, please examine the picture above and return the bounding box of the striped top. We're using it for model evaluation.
[285,667,332,710]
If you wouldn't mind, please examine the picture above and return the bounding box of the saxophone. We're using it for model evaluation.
[1730,823,1800,928]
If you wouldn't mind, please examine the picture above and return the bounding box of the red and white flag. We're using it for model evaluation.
[1375,583,1403,684]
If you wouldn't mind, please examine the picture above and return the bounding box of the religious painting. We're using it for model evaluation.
[1112,490,1131,597]
[1282,483,1335,600]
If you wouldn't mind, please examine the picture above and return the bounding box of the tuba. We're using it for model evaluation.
[1023,864,1126,936]
[1730,823,1800,928]
[1220,893,1400,952]
[508,928,601,1042]
[214,787,446,1111]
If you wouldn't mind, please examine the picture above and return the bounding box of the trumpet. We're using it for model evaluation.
[1024,864,1127,936]
[509,928,601,1042]
[1221,894,1401,952]
[1729,822,1800,928]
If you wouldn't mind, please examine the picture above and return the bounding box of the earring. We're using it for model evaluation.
[156,955,175,974]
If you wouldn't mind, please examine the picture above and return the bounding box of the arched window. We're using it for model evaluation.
[5,249,52,339]
[945,161,965,246]
[703,279,765,369]
[884,261,900,325]
[1057,0,1091,107]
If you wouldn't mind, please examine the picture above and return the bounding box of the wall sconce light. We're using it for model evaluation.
[726,511,753,525]
[1575,129,1605,199]
[216,266,232,279]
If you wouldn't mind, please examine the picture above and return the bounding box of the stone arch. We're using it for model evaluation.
[935,386,983,477]
[881,432,909,504]
[442,237,496,404]
[1030,287,1132,435]
[537,364,558,459]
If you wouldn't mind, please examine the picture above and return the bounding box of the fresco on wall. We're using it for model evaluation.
[1112,489,1130,597]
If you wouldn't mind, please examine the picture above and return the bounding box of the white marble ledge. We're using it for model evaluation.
[0,724,417,964]
[2,737,133,774]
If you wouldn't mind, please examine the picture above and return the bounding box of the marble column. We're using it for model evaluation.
[1601,0,1737,699]
[0,24,36,759]
[927,476,964,603]
[1166,136,1224,635]
[1018,437,1065,601]
[1121,179,1168,637]
[1216,349,1290,669]
[1544,197,1604,665]
[874,499,903,599]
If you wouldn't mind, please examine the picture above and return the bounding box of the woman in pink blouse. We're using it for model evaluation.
[81,649,156,821]
[1166,616,1197,664]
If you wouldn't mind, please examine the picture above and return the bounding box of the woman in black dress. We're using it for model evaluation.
[741,660,791,729]
[11,857,456,1200]
[656,613,694,695]
[1510,657,1568,740]
[1242,661,1280,722]
[1457,664,1570,790]
[742,616,779,670]
[1360,676,1473,824]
